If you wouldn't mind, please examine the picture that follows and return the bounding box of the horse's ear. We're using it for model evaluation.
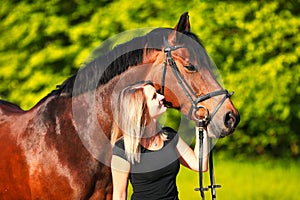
[169,12,190,44]
[174,12,190,33]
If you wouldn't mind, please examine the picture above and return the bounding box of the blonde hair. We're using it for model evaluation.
[111,81,166,164]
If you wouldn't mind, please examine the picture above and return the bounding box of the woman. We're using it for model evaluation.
[111,81,208,200]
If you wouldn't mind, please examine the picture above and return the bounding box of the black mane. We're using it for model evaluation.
[46,28,203,98]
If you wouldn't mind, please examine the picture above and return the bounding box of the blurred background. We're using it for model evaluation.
[0,0,299,199]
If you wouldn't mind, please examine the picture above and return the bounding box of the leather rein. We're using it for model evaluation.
[160,38,234,200]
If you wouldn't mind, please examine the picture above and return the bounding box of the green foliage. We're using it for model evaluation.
[0,0,299,158]
[192,1,300,159]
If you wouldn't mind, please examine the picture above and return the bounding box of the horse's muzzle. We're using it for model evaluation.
[221,111,240,137]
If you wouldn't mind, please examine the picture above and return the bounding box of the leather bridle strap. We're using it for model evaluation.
[194,125,207,199]
[194,123,221,200]
[208,138,221,200]
[161,40,184,95]
[206,91,234,124]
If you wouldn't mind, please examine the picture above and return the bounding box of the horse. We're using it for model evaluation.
[0,12,239,199]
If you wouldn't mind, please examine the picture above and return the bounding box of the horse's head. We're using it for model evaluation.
[145,12,240,138]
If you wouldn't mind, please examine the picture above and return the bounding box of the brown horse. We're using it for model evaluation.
[0,12,239,199]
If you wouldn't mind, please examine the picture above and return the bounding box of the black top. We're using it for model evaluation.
[112,127,180,200]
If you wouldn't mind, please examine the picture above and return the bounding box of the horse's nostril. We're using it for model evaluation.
[224,112,236,129]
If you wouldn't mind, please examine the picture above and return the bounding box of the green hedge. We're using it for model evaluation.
[0,0,299,158]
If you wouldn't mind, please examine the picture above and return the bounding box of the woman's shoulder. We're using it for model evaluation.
[112,137,126,159]
[114,137,125,149]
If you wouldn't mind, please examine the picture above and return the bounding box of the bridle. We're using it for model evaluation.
[160,37,233,122]
[160,38,234,200]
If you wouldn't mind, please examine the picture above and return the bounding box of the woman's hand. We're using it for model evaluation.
[176,127,208,172]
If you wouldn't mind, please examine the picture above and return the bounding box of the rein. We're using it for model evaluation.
[160,38,234,200]
[194,119,221,200]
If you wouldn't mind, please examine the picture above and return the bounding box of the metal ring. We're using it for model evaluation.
[192,105,210,125]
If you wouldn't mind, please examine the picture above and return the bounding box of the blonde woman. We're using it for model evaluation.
[111,81,208,200]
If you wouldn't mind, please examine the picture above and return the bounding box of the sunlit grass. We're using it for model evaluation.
[127,158,300,200]
[177,158,300,200]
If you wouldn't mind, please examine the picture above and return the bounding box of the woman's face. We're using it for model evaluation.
[143,85,166,119]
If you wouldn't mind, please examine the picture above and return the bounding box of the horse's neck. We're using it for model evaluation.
[94,64,153,132]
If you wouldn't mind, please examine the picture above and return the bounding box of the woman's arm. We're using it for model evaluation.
[111,155,130,200]
[176,127,208,172]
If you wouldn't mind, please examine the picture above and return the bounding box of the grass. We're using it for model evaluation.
[127,158,300,199]
[177,157,300,200]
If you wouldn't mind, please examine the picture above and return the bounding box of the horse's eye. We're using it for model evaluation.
[184,65,197,72]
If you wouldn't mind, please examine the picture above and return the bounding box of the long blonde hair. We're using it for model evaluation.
[111,81,152,164]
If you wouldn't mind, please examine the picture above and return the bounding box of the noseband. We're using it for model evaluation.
[160,38,234,200]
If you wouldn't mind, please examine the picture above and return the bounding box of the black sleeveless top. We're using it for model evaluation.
[112,127,180,200]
